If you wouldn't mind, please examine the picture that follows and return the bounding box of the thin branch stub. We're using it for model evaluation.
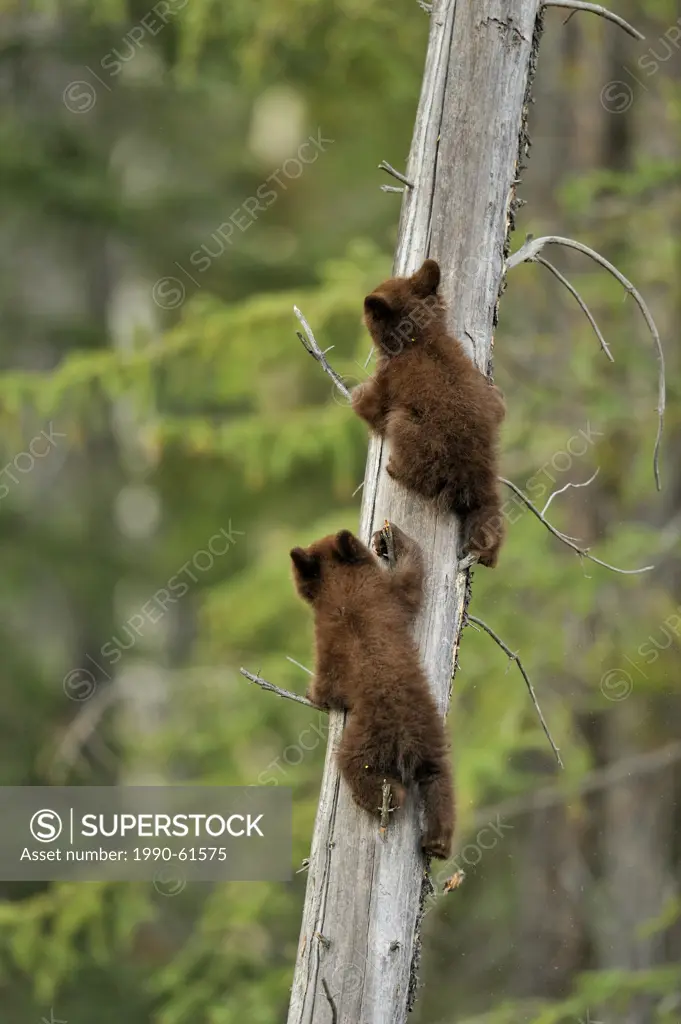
[286,655,314,676]
[379,779,393,841]
[378,160,414,189]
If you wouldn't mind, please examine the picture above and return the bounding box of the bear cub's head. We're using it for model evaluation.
[363,258,444,355]
[290,530,374,604]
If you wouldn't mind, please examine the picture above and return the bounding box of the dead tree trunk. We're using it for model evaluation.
[287,3,543,1021]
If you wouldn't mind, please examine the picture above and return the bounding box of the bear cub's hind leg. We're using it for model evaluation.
[418,760,455,860]
[338,724,406,817]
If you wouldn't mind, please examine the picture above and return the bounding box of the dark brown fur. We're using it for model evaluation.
[352,259,506,567]
[290,524,454,859]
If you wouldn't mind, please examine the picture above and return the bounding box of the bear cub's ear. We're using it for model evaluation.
[363,293,394,321]
[411,258,441,297]
[290,547,321,579]
[334,530,367,564]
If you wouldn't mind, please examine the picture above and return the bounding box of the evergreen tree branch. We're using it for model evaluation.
[286,656,314,676]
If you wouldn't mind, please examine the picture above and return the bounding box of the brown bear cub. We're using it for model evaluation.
[352,258,505,567]
[290,523,454,859]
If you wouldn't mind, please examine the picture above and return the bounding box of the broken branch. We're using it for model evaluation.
[466,614,563,769]
[379,779,393,841]
[240,667,318,709]
[535,256,613,362]
[507,234,665,490]
[378,160,414,189]
[294,305,351,401]
[542,1,644,40]
[542,467,600,515]
[500,476,654,575]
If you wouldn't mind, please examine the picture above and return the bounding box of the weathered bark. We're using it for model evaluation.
[287,3,543,1021]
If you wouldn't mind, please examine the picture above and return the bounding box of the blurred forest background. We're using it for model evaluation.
[0,0,679,1022]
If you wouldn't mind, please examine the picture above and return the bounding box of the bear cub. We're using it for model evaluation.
[290,523,454,859]
[352,258,505,567]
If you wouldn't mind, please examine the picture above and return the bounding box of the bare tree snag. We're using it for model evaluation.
[286,3,545,1022]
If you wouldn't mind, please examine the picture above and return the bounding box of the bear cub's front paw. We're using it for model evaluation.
[371,521,413,567]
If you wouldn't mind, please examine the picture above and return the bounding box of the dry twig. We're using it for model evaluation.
[507,234,665,490]
[542,1,644,39]
[535,256,613,362]
[467,614,563,768]
[294,305,351,401]
[500,476,654,576]
[240,667,317,709]
[542,467,600,515]
[378,160,414,189]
